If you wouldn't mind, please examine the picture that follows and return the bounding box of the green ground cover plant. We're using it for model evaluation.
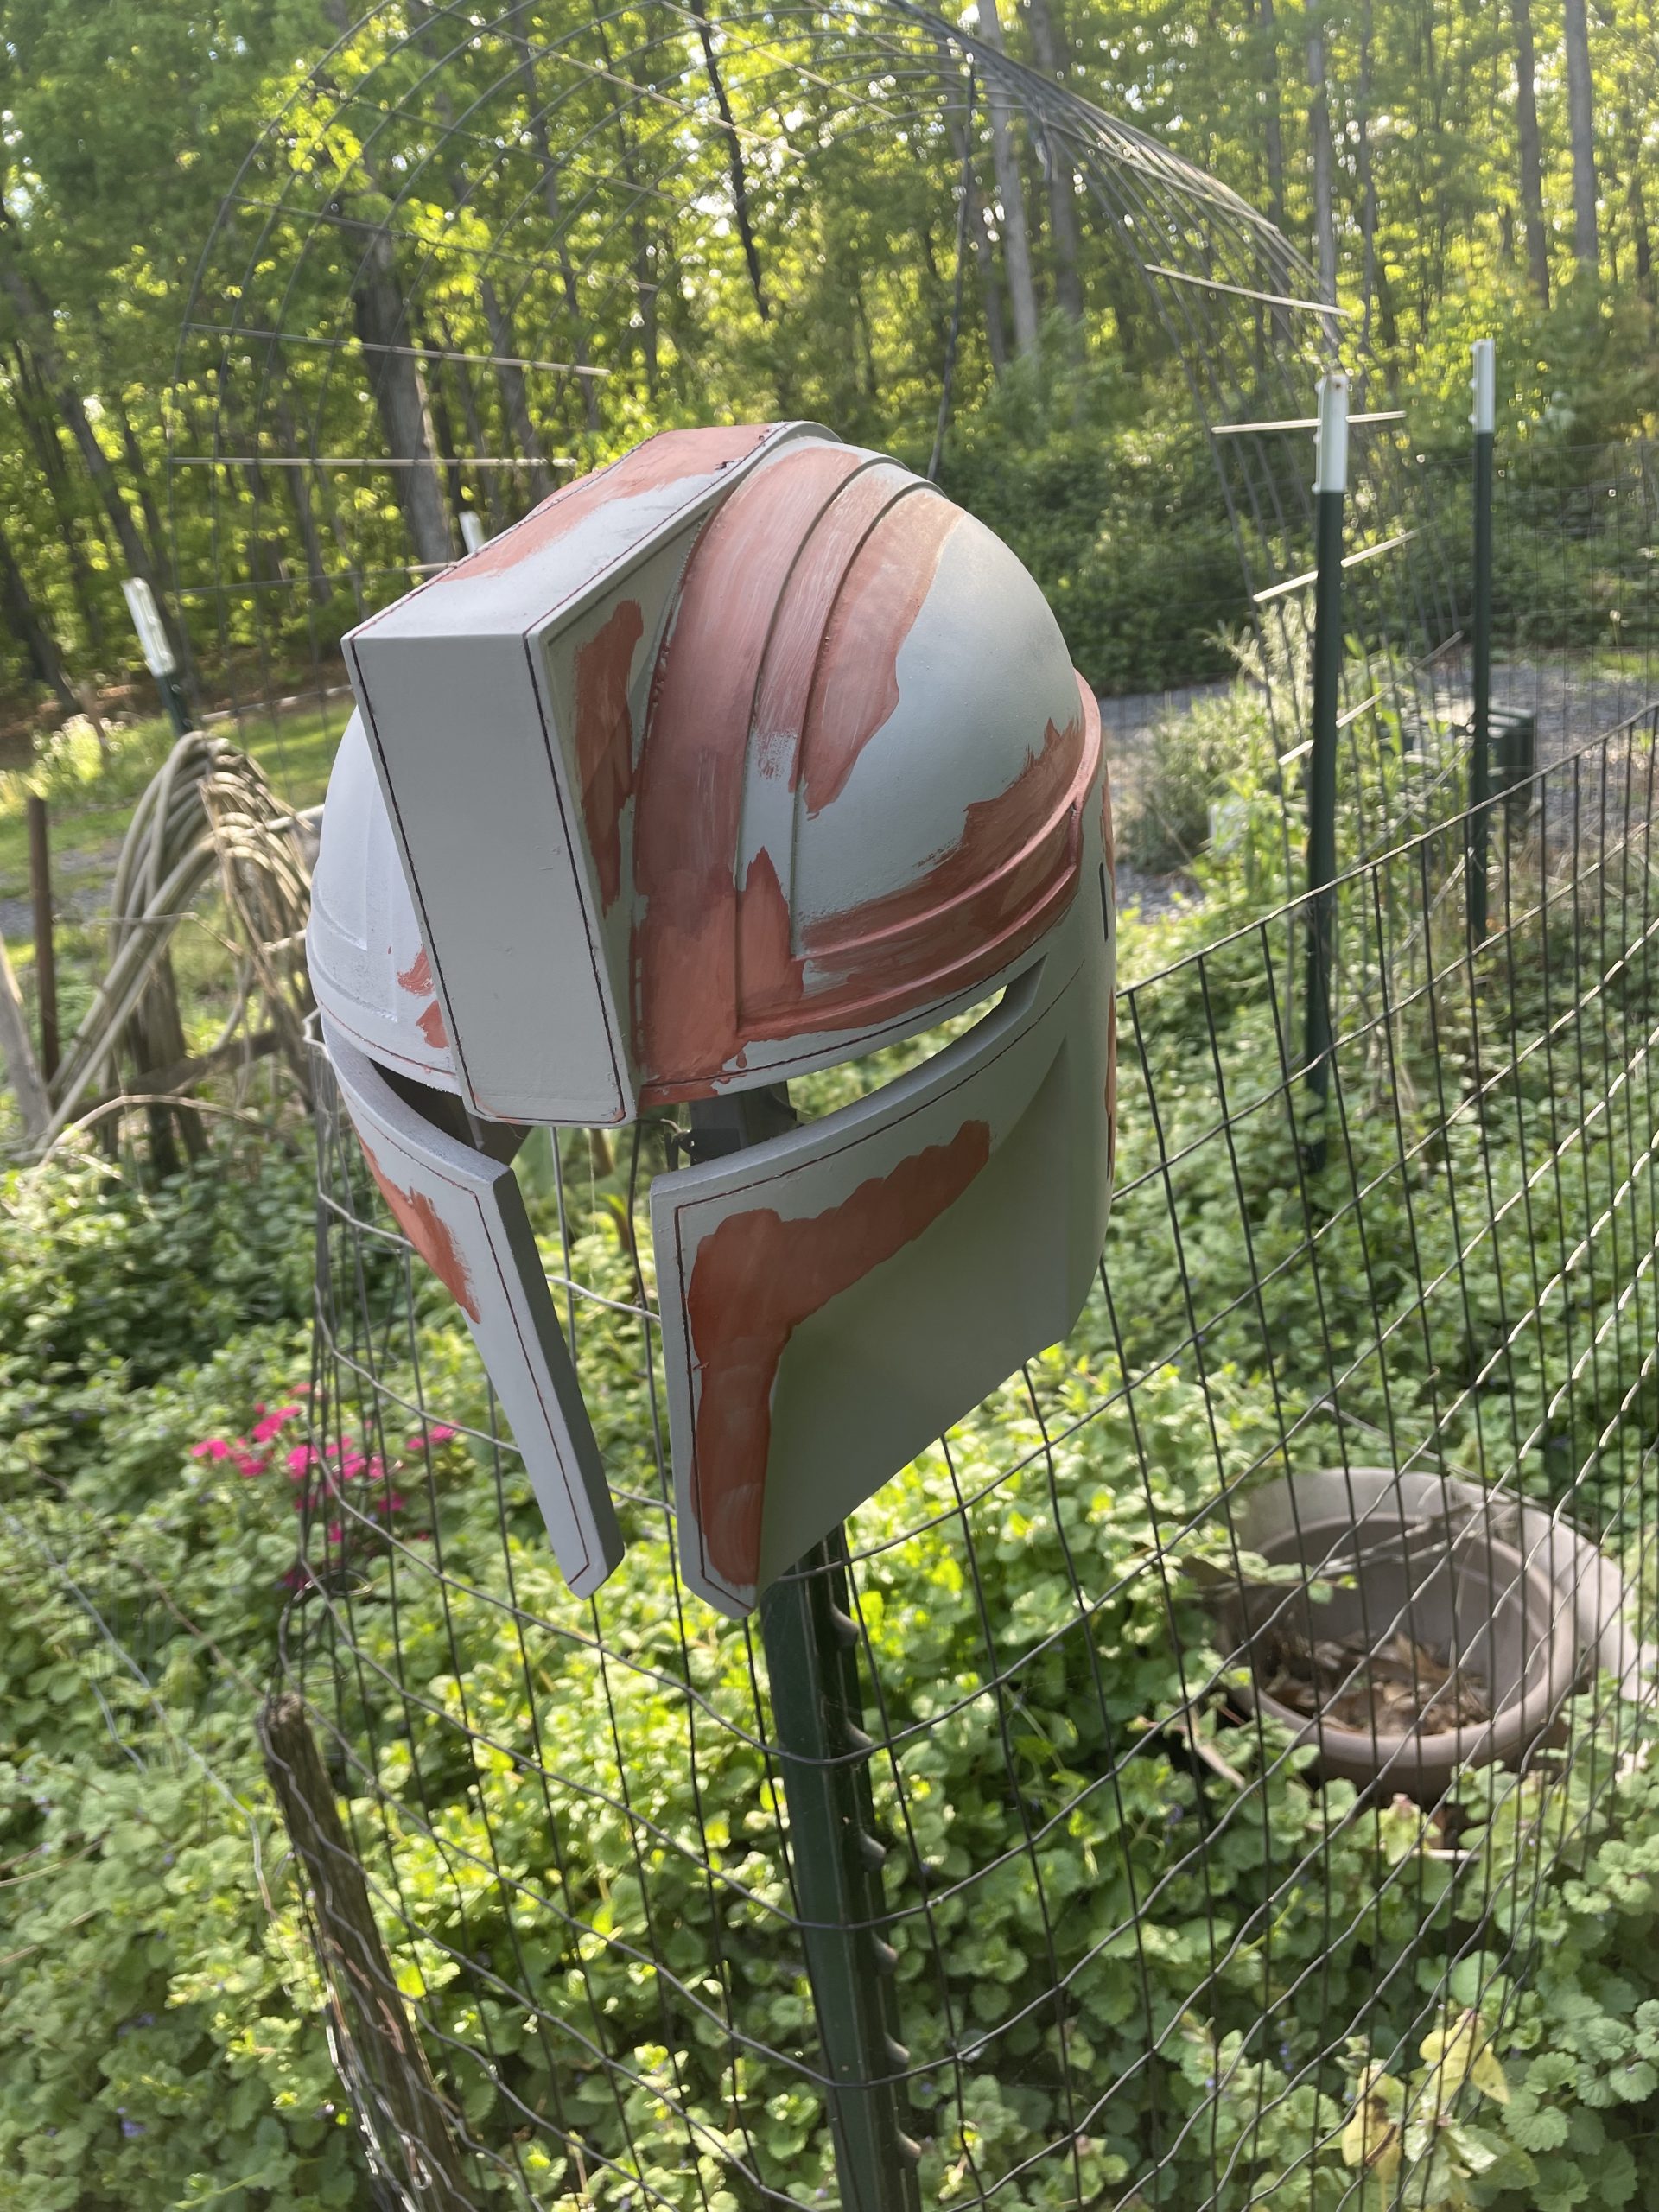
[4,704,1659,2211]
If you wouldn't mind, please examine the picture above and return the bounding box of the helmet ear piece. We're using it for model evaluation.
[342,423,817,1126]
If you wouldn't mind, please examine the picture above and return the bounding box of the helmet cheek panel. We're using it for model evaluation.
[652,847,1115,1621]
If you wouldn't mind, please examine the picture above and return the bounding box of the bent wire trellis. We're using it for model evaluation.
[162,6,1659,2209]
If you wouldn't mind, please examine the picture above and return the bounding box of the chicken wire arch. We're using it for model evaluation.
[156,11,1659,2212]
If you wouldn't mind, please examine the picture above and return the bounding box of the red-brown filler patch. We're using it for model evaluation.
[573,596,644,912]
[631,430,1101,1097]
[396,945,448,1048]
[457,424,775,577]
[361,1142,480,1322]
[796,488,962,817]
[631,442,869,1082]
[683,1119,991,1590]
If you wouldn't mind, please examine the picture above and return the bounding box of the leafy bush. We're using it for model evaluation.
[7,695,1659,2211]
[941,345,1250,696]
[0,1137,365,2212]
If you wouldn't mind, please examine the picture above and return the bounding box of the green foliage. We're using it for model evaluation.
[10,689,1659,2206]
[0,1134,367,2210]
[940,345,1249,695]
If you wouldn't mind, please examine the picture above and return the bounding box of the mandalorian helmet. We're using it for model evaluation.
[308,421,1116,1617]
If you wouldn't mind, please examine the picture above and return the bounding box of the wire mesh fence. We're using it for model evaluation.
[285,691,1659,2211]
[2,8,1614,2207]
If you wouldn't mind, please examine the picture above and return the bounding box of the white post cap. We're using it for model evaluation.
[1314,372,1350,496]
[1471,339,1496,435]
[122,576,177,677]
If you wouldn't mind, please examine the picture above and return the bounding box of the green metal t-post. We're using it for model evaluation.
[760,1537,922,2212]
[687,1092,921,2212]
[1304,370,1348,1119]
[1467,338,1496,944]
[157,671,191,741]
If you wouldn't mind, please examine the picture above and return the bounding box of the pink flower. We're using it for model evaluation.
[428,1425,457,1445]
[340,1452,367,1482]
[285,1445,315,1478]
[251,1406,300,1444]
[190,1440,231,1461]
[371,1491,407,1518]
[326,1522,345,1545]
[232,1450,264,1479]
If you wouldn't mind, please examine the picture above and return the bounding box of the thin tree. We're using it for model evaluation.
[1255,0,1288,238]
[1621,106,1653,301]
[1513,0,1551,302]
[1306,13,1339,305]
[975,0,1040,357]
[684,0,771,323]
[947,106,1010,377]
[0,513,79,721]
[321,0,454,570]
[1025,0,1084,323]
[1356,0,1380,351]
[1563,0,1599,273]
[479,276,555,505]
[0,209,189,672]
[346,220,454,571]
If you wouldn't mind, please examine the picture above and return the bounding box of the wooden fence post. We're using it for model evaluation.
[258,1692,475,2211]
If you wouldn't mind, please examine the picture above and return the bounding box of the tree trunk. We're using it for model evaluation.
[1356,0,1379,353]
[1512,0,1550,302]
[421,334,469,533]
[258,1694,474,2212]
[1563,0,1599,273]
[947,108,1010,378]
[585,0,661,399]
[272,390,333,604]
[440,315,503,531]
[1624,107,1653,301]
[347,223,454,571]
[976,0,1040,357]
[684,0,770,325]
[1255,0,1288,238]
[0,514,79,720]
[1024,0,1084,323]
[479,277,554,506]
[404,0,561,506]
[0,218,189,674]
[1306,21,1339,305]
[10,348,109,658]
[0,927,49,1145]
[509,22,606,422]
[96,353,168,582]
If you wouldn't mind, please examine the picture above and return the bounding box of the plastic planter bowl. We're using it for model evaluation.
[1224,1471,1604,1798]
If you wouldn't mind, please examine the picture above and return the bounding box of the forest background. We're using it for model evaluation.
[0,0,1656,739]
